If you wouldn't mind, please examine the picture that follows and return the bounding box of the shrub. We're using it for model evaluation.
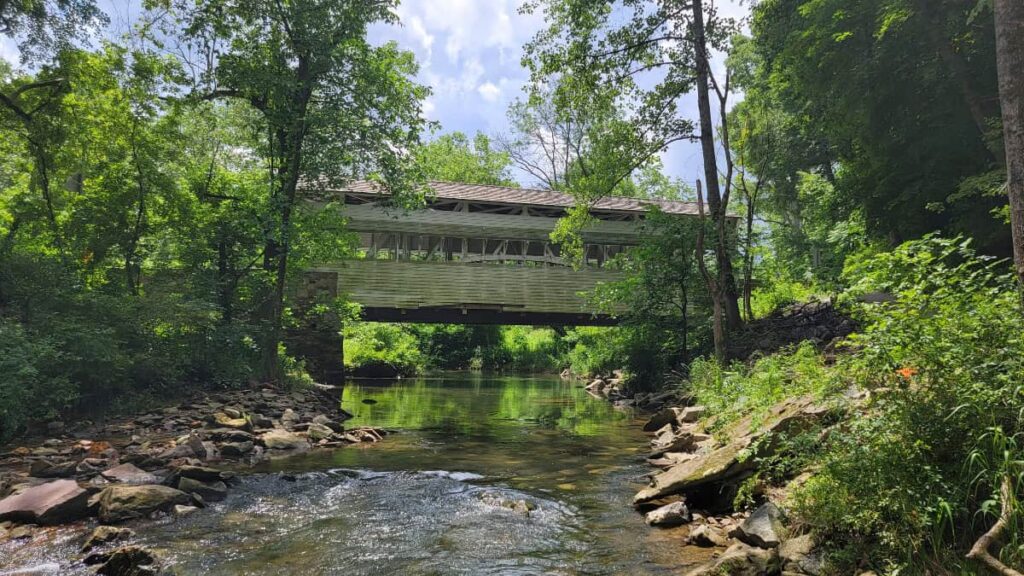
[750,278,821,318]
[494,326,561,373]
[789,236,1024,573]
[0,320,76,440]
[564,326,625,377]
[407,324,502,370]
[343,321,424,377]
[688,340,839,433]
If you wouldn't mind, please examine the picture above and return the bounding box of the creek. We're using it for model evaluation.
[1,374,713,575]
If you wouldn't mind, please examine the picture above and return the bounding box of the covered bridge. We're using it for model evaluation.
[300,180,702,326]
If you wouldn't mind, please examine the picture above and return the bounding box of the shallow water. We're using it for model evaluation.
[1,374,713,575]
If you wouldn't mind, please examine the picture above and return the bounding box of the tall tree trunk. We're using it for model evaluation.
[691,0,742,331]
[216,235,234,324]
[995,0,1024,307]
[696,181,726,362]
[678,233,690,362]
[258,70,313,382]
[743,203,755,321]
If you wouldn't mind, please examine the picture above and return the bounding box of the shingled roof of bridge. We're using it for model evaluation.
[340,180,702,216]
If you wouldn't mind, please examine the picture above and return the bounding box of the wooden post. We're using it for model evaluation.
[338,321,346,384]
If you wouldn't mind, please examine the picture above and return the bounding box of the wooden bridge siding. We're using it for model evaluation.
[342,203,643,245]
[310,260,624,315]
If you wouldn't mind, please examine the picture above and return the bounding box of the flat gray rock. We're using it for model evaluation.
[101,463,159,485]
[0,479,93,525]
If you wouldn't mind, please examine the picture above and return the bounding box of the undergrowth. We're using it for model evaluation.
[688,236,1024,575]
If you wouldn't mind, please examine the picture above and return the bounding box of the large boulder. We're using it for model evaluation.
[635,439,754,507]
[731,502,786,549]
[0,479,94,525]
[780,534,821,575]
[177,477,227,502]
[219,441,254,458]
[643,407,680,432]
[29,459,78,478]
[644,501,691,527]
[92,485,192,523]
[206,428,254,443]
[208,412,251,431]
[306,422,335,442]
[175,465,226,483]
[649,431,709,459]
[258,429,309,451]
[688,524,729,547]
[676,406,707,424]
[635,398,826,506]
[81,526,135,552]
[280,409,300,429]
[94,545,160,576]
[312,414,344,433]
[686,543,780,576]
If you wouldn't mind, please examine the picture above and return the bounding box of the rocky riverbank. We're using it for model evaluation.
[630,398,831,575]
[0,384,387,574]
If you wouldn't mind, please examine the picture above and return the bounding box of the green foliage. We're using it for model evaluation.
[492,326,562,373]
[588,207,714,389]
[0,253,258,441]
[787,236,1024,572]
[0,319,74,439]
[750,276,822,319]
[683,237,1024,571]
[563,327,625,378]
[343,322,424,377]
[689,341,838,433]
[407,324,502,370]
[747,0,1008,258]
[341,322,567,376]
[416,132,517,186]
[0,0,430,433]
[0,0,107,56]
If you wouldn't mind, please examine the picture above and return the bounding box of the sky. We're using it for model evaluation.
[1,0,751,188]
[368,0,751,188]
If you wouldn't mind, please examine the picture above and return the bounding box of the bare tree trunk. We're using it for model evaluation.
[691,0,741,332]
[679,232,689,362]
[743,204,755,321]
[696,181,726,362]
[995,0,1024,308]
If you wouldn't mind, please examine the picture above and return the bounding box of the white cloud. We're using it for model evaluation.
[477,82,501,102]
[421,98,436,118]
[406,15,435,57]
[374,0,750,186]
[0,38,20,67]
[397,0,536,65]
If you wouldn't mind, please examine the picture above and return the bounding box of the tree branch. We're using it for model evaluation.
[967,476,1023,576]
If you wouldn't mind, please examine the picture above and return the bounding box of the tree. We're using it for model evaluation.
[498,87,597,191]
[750,0,1005,254]
[156,0,429,380]
[416,132,517,186]
[994,0,1024,305]
[522,0,744,351]
[0,0,106,57]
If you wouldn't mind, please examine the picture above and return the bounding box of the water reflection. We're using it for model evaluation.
[0,374,716,575]
[343,374,635,437]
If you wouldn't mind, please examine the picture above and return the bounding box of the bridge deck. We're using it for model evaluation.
[309,260,623,325]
